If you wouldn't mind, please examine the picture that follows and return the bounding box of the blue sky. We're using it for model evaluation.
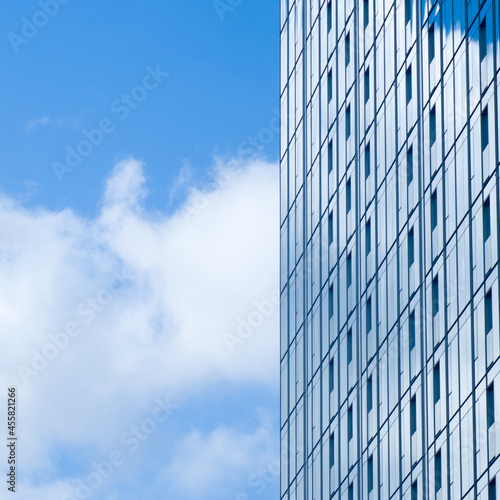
[0,0,279,215]
[0,2,280,500]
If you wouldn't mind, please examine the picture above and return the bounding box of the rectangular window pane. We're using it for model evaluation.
[364,0,369,29]
[406,65,412,104]
[482,106,489,151]
[368,455,374,491]
[365,67,370,103]
[329,432,335,466]
[409,310,416,350]
[328,70,333,103]
[412,481,418,500]
[405,0,411,24]
[365,141,371,178]
[490,478,497,500]
[346,178,351,213]
[366,219,372,255]
[329,285,334,318]
[407,145,413,185]
[430,105,436,146]
[328,212,333,245]
[329,359,334,392]
[435,449,442,492]
[434,362,440,404]
[348,404,353,440]
[488,383,495,428]
[410,395,417,434]
[347,252,352,288]
[480,18,487,61]
[347,328,353,363]
[346,32,350,66]
[346,104,351,138]
[429,23,435,62]
[484,197,491,241]
[431,190,438,231]
[327,0,332,33]
[486,289,493,334]
[367,296,372,332]
[408,227,414,266]
[432,275,439,317]
[367,375,373,412]
[328,140,333,173]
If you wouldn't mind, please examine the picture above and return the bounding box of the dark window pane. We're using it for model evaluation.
[435,449,442,492]
[407,145,413,185]
[347,328,352,363]
[432,275,439,317]
[365,141,371,178]
[486,289,493,334]
[348,404,353,440]
[412,481,418,500]
[410,395,417,434]
[329,359,334,392]
[346,178,351,213]
[364,0,369,29]
[347,252,352,288]
[368,455,374,491]
[482,106,489,151]
[346,104,351,138]
[430,105,436,146]
[329,432,335,467]
[431,189,438,231]
[434,362,440,404]
[329,285,334,319]
[328,212,333,245]
[484,197,491,241]
[327,0,332,33]
[328,140,333,173]
[367,375,373,412]
[406,65,412,104]
[490,478,497,500]
[328,70,333,102]
[480,18,487,61]
[429,23,435,62]
[409,310,416,351]
[408,227,414,266]
[366,296,372,333]
[365,67,370,103]
[488,383,495,428]
[366,218,371,256]
[346,32,350,66]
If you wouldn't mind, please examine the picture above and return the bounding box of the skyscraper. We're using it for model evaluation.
[280,1,500,498]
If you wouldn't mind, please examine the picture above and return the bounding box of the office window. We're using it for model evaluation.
[346,178,352,213]
[348,404,353,440]
[406,65,412,104]
[405,0,411,24]
[409,310,416,351]
[328,212,333,245]
[329,285,334,319]
[484,197,491,241]
[327,0,332,33]
[347,328,353,364]
[412,481,418,500]
[430,105,436,146]
[346,31,351,66]
[410,395,417,434]
[329,359,334,393]
[328,70,333,103]
[434,362,440,404]
[490,478,497,500]
[329,432,335,467]
[480,18,487,61]
[435,449,442,492]
[328,140,333,174]
[348,482,354,500]
[366,296,372,332]
[407,145,413,185]
[368,455,374,492]
[365,67,370,103]
[365,142,371,179]
[487,383,495,428]
[429,23,435,62]
[486,289,493,334]
[367,375,373,412]
[346,104,351,139]
[408,227,414,266]
[431,189,438,231]
[432,275,439,317]
[482,106,489,151]
[347,252,352,288]
[364,0,369,29]
[366,218,372,256]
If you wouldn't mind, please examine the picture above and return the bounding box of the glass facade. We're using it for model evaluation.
[280,0,500,499]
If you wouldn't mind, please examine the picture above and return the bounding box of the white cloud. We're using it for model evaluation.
[162,411,278,498]
[0,156,279,496]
